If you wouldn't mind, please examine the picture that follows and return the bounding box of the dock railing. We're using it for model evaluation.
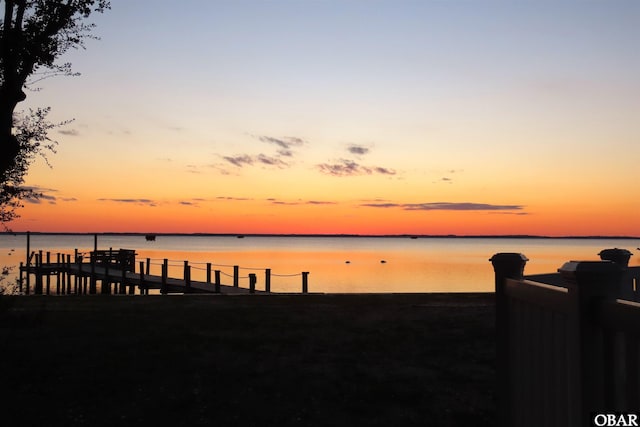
[492,253,640,427]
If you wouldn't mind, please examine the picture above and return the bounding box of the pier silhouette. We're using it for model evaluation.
[20,248,309,295]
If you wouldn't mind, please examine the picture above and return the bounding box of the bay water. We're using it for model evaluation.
[1,234,638,293]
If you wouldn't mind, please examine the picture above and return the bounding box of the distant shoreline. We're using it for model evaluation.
[2,231,639,240]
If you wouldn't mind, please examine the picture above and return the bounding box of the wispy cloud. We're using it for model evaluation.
[216,196,252,201]
[185,164,202,174]
[373,167,396,175]
[361,202,524,211]
[269,198,337,206]
[258,135,307,157]
[432,169,463,184]
[270,200,299,206]
[216,135,308,172]
[98,198,157,207]
[222,153,290,169]
[58,129,80,136]
[22,187,79,204]
[316,159,397,177]
[361,202,400,208]
[206,164,233,175]
[258,135,306,150]
[306,200,336,205]
[405,202,524,211]
[24,193,57,204]
[347,144,370,156]
[256,154,288,167]
[222,155,254,167]
[21,186,59,204]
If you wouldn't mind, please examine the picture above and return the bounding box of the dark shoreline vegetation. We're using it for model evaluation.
[3,231,640,239]
[0,293,495,427]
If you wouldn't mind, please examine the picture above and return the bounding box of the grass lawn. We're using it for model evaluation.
[0,293,495,426]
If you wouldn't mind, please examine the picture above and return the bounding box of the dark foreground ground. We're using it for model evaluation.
[0,293,495,427]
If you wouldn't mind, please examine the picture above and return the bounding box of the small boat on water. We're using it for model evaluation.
[145,234,156,241]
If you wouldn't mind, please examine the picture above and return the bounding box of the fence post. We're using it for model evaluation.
[490,252,528,427]
[233,266,239,288]
[206,263,212,284]
[249,273,256,294]
[302,272,309,294]
[599,248,634,300]
[146,258,151,275]
[265,269,271,293]
[215,270,221,293]
[559,260,623,426]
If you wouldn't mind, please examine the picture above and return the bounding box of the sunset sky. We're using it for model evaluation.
[11,0,640,236]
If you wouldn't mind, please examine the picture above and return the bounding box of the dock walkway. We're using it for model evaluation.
[21,263,255,295]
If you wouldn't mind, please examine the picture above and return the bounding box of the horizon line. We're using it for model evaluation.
[2,231,640,240]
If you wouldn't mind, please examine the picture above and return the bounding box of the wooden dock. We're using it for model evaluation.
[19,248,310,296]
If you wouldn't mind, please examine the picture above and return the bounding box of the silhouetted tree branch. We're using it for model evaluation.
[0,0,109,225]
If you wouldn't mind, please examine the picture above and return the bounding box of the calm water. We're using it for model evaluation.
[1,234,638,293]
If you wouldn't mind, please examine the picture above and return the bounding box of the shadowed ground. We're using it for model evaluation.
[0,293,495,426]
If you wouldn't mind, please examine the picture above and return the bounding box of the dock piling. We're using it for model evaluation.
[233,266,239,288]
[215,270,221,293]
[160,259,168,294]
[139,261,146,295]
[34,252,42,294]
[249,273,256,294]
[65,254,71,294]
[56,253,61,295]
[120,263,127,294]
[265,269,271,293]
[184,262,191,293]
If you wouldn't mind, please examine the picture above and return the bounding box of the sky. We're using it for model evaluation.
[10,0,640,236]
